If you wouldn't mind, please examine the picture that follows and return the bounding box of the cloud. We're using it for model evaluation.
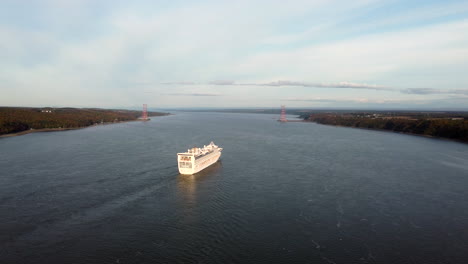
[284,96,468,108]
[162,79,468,96]
[162,80,390,90]
[208,80,236,85]
[1,1,468,108]
[271,82,468,95]
[162,93,222,97]
[257,80,390,90]
[284,97,381,103]
[228,19,468,88]
[285,98,349,103]
[402,88,468,95]
[160,82,199,85]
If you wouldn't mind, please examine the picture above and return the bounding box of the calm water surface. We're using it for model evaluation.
[1,112,468,264]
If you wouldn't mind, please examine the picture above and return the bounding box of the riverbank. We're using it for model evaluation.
[0,107,169,138]
[307,120,468,144]
[0,127,81,138]
[281,119,464,143]
[301,112,468,144]
[0,119,146,138]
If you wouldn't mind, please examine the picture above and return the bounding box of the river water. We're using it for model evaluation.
[1,112,468,264]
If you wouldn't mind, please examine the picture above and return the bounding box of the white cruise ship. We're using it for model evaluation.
[177,142,223,175]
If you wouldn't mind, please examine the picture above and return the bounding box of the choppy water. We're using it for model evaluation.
[1,112,468,264]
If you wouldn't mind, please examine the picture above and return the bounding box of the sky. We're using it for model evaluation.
[1,0,468,109]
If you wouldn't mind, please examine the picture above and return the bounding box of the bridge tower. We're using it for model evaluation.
[280,105,287,122]
[142,104,148,120]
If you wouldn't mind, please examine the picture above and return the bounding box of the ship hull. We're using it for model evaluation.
[178,150,222,175]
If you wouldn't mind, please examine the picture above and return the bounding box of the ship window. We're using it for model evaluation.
[180,156,191,161]
[179,162,192,168]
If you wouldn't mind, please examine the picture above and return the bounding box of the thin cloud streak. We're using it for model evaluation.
[285,96,468,105]
[160,82,199,85]
[285,97,377,103]
[402,88,468,95]
[162,80,468,95]
[162,93,222,97]
[285,98,351,103]
[256,80,390,90]
[208,80,236,85]
[162,80,391,90]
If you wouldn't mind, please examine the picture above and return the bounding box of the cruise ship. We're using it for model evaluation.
[177,142,223,175]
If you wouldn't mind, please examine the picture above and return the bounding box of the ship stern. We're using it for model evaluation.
[177,154,195,175]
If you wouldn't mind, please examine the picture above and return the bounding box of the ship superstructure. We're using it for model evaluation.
[177,141,222,175]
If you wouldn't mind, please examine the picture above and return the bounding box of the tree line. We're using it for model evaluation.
[300,112,468,143]
[0,107,166,135]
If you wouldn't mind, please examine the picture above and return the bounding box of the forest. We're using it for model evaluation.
[300,111,468,143]
[0,107,167,135]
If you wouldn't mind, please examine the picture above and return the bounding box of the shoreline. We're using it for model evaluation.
[305,120,468,144]
[0,119,146,139]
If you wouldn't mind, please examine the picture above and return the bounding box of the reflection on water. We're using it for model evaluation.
[194,160,223,177]
[177,161,223,204]
[176,161,223,228]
